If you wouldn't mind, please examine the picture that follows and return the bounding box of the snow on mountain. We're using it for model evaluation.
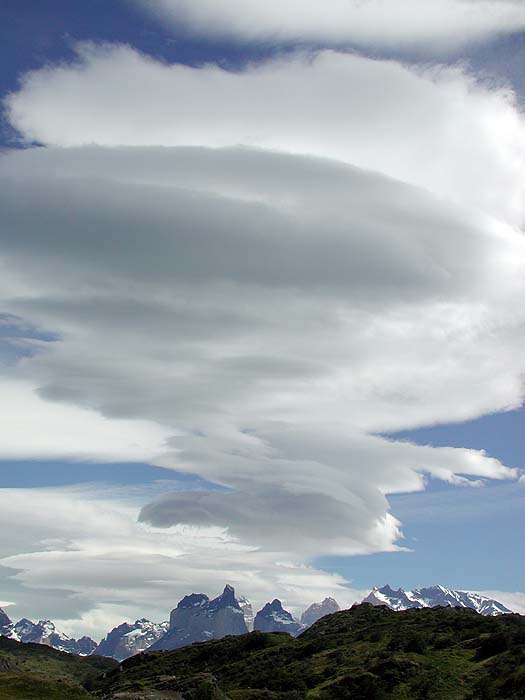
[363,585,512,616]
[237,595,254,631]
[0,608,12,637]
[8,617,96,654]
[149,585,248,652]
[301,598,340,628]
[94,618,169,661]
[254,599,304,636]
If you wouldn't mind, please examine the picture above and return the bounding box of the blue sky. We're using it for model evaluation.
[1,0,525,634]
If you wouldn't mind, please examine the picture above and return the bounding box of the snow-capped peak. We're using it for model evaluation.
[362,584,512,616]
[93,618,169,661]
[7,617,96,655]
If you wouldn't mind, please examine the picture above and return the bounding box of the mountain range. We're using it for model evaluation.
[363,584,512,616]
[92,618,169,662]
[0,584,514,661]
[0,612,96,656]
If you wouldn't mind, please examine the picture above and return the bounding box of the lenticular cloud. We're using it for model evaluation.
[0,145,521,548]
[7,45,525,225]
[0,43,524,623]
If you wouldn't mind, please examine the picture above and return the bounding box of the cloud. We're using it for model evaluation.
[477,591,525,614]
[0,145,520,563]
[135,0,525,53]
[0,379,170,461]
[6,45,525,225]
[1,45,525,630]
[0,484,360,638]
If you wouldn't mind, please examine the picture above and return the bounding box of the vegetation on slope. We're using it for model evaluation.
[89,603,525,700]
[2,604,525,699]
[0,635,117,699]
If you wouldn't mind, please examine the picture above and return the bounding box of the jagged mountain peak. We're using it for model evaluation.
[177,593,209,609]
[7,616,96,655]
[363,584,512,616]
[208,584,240,610]
[0,608,12,636]
[301,597,340,627]
[254,599,304,636]
[37,620,60,635]
[149,585,248,653]
[94,618,169,661]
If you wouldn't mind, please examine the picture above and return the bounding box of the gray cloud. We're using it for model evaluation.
[6,47,524,225]
[0,147,500,300]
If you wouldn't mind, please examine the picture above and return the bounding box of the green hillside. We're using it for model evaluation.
[0,635,117,700]
[2,604,525,699]
[90,604,525,700]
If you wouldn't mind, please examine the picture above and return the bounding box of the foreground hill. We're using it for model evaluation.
[90,603,525,700]
[0,636,117,700]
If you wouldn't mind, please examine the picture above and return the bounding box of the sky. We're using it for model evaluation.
[1,0,525,640]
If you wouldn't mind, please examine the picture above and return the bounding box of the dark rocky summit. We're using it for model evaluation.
[149,584,248,651]
[253,598,303,635]
[0,607,12,636]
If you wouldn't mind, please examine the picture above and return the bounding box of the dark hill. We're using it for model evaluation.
[90,603,525,700]
[0,635,117,700]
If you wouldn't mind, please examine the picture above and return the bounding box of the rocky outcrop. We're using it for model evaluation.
[254,599,303,636]
[301,597,340,627]
[94,618,169,661]
[149,585,248,651]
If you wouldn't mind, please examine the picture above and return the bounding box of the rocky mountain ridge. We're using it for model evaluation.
[93,618,169,661]
[0,583,515,661]
[0,608,96,655]
[363,584,512,616]
[253,598,304,636]
[148,584,248,652]
[0,608,11,636]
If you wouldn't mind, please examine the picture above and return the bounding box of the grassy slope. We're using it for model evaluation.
[0,635,117,700]
[91,604,525,700]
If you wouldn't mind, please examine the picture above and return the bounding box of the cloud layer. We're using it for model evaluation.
[7,45,524,225]
[0,483,359,638]
[1,44,524,629]
[136,0,525,52]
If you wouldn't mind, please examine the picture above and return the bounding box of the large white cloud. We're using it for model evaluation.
[1,45,525,630]
[6,45,525,225]
[135,0,525,52]
[0,145,520,562]
[0,484,360,639]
